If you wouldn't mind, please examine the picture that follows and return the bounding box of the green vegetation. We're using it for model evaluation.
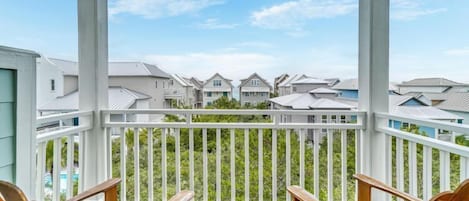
[111,96,358,201]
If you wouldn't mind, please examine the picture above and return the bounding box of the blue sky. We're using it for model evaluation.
[1,0,468,85]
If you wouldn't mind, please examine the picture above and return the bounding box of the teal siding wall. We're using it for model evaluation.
[0,69,16,182]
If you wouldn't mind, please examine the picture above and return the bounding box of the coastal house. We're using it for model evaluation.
[238,73,272,106]
[273,73,289,95]
[202,73,233,107]
[37,58,171,112]
[277,74,338,96]
[165,74,201,108]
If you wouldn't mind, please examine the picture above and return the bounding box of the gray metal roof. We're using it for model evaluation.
[38,87,151,111]
[399,78,468,87]
[269,93,354,110]
[292,77,330,85]
[309,88,339,94]
[271,93,462,120]
[48,58,170,78]
[332,78,398,91]
[434,93,469,112]
[277,74,309,87]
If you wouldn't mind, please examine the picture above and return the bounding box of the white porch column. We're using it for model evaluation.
[358,0,389,189]
[78,0,109,189]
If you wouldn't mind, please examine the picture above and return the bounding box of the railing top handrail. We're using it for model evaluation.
[375,112,469,134]
[377,126,469,158]
[36,110,93,125]
[103,121,365,129]
[101,109,367,116]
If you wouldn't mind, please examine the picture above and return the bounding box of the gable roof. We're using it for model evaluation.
[291,77,330,85]
[38,87,151,111]
[269,93,354,110]
[48,58,170,78]
[171,74,193,87]
[238,73,272,89]
[189,77,204,89]
[399,78,468,87]
[389,95,429,106]
[434,93,469,112]
[278,74,310,87]
[203,73,234,87]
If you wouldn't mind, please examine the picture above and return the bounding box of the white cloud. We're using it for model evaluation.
[445,48,469,56]
[144,52,282,84]
[390,0,447,20]
[391,8,447,20]
[109,0,223,19]
[196,18,238,29]
[251,0,357,29]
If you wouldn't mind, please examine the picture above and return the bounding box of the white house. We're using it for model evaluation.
[238,73,272,106]
[202,73,233,107]
[36,56,65,109]
[37,58,171,112]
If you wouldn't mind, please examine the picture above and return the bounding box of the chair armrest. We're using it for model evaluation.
[287,186,318,201]
[67,178,121,201]
[168,190,195,201]
[354,174,422,201]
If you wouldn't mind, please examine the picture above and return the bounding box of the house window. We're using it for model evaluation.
[213,80,222,87]
[340,115,346,123]
[223,92,228,97]
[293,87,297,92]
[207,92,212,97]
[331,115,337,123]
[251,79,260,86]
[245,92,249,97]
[207,101,212,106]
[50,79,55,91]
[260,92,265,97]
[322,115,328,123]
[155,81,158,88]
[169,80,174,86]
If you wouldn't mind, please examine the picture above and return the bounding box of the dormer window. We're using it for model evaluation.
[213,80,222,87]
[251,79,260,86]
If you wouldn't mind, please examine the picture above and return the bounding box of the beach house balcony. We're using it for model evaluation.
[2,0,469,201]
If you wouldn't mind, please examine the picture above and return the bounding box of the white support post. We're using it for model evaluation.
[78,0,109,189]
[358,0,390,200]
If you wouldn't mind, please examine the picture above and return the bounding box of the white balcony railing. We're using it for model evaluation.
[35,109,469,201]
[376,113,469,201]
[35,110,93,201]
[101,109,365,201]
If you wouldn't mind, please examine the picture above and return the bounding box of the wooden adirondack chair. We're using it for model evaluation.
[287,174,469,201]
[0,178,195,201]
[354,174,469,201]
[287,185,318,201]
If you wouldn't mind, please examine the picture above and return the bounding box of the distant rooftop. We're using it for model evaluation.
[399,78,468,87]
[38,86,151,112]
[332,78,398,91]
[48,58,170,78]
